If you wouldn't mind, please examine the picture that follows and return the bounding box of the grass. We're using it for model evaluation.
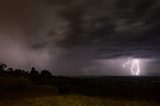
[0,95,159,106]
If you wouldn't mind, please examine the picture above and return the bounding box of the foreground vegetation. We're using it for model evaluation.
[0,95,159,106]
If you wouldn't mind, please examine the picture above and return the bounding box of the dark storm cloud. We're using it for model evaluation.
[55,0,160,59]
[0,0,160,75]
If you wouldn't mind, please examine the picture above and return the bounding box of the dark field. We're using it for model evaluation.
[0,64,160,105]
[0,95,159,106]
[1,75,160,105]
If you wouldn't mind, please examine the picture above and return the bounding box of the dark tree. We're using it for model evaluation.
[30,67,39,76]
[30,67,39,82]
[14,69,25,76]
[0,63,7,71]
[40,70,52,78]
[7,68,14,72]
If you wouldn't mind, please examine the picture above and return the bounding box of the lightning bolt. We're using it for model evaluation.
[123,58,130,68]
[123,58,140,76]
[131,59,140,76]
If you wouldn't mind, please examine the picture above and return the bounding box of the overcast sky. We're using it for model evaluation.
[0,0,160,76]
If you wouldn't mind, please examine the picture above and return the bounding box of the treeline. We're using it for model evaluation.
[0,63,55,84]
[0,63,64,99]
[0,63,85,97]
[0,63,160,101]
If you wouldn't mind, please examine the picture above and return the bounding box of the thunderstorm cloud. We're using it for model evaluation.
[0,0,160,75]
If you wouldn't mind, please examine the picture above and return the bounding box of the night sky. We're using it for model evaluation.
[0,0,160,76]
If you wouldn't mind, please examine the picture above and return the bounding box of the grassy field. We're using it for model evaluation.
[0,95,159,106]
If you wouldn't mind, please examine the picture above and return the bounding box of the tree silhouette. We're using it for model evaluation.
[0,63,7,71]
[40,70,52,78]
[7,68,14,72]
[30,67,39,76]
[30,67,39,82]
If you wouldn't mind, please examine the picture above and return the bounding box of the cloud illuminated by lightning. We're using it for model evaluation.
[123,58,140,76]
